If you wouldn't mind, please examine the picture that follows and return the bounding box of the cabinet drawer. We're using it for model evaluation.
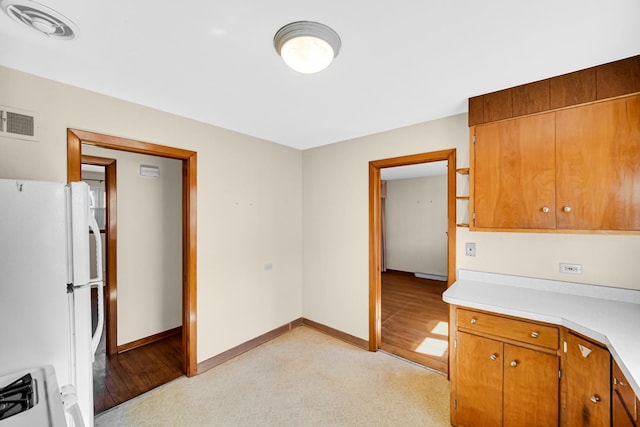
[457,308,559,350]
[613,361,639,422]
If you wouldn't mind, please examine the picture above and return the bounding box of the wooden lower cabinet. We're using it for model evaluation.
[455,331,559,427]
[613,360,639,427]
[614,392,637,427]
[456,332,503,427]
[503,343,560,426]
[565,332,611,427]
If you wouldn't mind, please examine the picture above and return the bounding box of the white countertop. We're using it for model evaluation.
[443,269,640,397]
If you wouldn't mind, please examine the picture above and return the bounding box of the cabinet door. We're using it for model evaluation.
[565,333,611,427]
[556,95,640,230]
[613,360,639,427]
[456,332,503,427]
[503,344,559,427]
[473,112,556,229]
[613,390,637,427]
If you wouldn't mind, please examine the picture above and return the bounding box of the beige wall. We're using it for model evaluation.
[83,146,182,345]
[385,175,448,276]
[2,64,638,355]
[0,65,303,363]
[302,113,640,341]
[301,115,469,339]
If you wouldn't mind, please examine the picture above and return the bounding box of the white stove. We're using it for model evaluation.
[0,366,67,427]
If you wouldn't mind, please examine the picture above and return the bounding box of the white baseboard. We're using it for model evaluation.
[414,272,447,282]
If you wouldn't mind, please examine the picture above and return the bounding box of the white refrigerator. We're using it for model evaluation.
[0,179,104,427]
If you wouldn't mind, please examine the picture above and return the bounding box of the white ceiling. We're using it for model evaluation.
[0,0,638,150]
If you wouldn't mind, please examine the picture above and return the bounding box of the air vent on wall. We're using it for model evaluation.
[0,106,39,141]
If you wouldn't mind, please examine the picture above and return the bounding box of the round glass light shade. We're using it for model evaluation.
[280,35,335,74]
[274,21,341,74]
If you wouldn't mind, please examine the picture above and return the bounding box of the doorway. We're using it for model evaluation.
[369,149,456,374]
[67,128,197,380]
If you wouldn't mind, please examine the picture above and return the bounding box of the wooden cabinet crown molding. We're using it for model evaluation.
[469,55,640,126]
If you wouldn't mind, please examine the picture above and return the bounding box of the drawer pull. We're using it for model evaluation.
[590,395,601,404]
[470,318,477,324]
[510,361,518,367]
[563,206,572,213]
[490,354,498,361]
[530,332,539,338]
[542,206,550,213]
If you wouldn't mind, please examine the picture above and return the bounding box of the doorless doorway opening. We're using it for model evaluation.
[368,149,456,374]
[67,128,197,377]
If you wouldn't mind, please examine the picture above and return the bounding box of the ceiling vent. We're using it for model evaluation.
[0,0,78,39]
[0,106,39,141]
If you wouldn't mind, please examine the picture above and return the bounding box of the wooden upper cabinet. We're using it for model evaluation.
[468,95,485,126]
[565,332,611,427]
[513,79,550,117]
[484,88,513,122]
[473,112,556,229]
[596,55,640,100]
[469,55,639,126]
[556,95,640,230]
[549,68,596,109]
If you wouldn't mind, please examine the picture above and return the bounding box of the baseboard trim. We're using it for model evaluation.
[301,318,369,350]
[117,326,182,354]
[414,272,447,282]
[197,318,303,374]
[196,317,369,375]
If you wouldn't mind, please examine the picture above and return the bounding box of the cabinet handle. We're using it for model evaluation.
[510,361,518,367]
[530,332,539,338]
[542,206,550,213]
[470,318,477,324]
[590,395,601,404]
[563,206,572,212]
[490,354,498,361]
[614,377,626,387]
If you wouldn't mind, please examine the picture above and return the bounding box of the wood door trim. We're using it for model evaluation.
[81,155,118,356]
[368,149,457,356]
[68,129,198,377]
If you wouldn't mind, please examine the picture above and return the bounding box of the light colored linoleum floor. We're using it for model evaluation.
[96,326,450,426]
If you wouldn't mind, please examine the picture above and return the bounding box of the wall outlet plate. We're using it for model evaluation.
[465,242,476,257]
[560,263,582,274]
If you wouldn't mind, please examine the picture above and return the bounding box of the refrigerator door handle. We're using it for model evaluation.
[87,211,104,357]
[87,212,102,283]
[89,281,104,358]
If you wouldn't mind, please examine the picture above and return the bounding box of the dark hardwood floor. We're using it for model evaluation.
[381,270,449,374]
[93,331,183,414]
[91,289,183,415]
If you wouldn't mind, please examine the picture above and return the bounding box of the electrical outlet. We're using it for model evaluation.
[560,263,582,274]
[465,242,476,257]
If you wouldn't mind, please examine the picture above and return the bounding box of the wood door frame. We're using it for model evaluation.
[81,155,118,356]
[369,149,457,352]
[68,128,198,377]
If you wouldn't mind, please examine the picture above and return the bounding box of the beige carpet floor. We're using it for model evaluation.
[95,326,450,426]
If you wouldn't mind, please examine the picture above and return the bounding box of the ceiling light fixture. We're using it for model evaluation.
[0,0,78,40]
[274,21,341,74]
